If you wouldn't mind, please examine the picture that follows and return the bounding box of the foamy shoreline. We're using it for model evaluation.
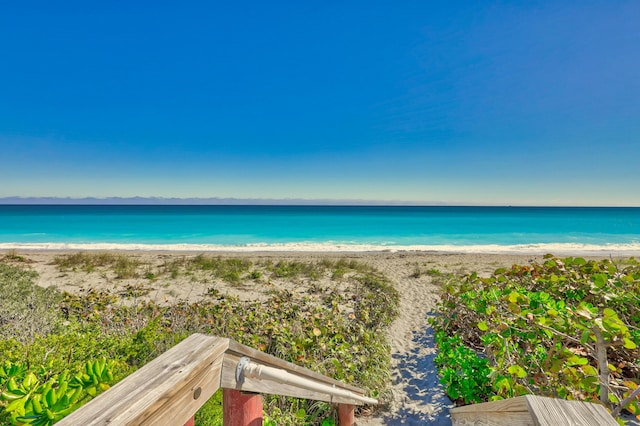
[1,241,639,256]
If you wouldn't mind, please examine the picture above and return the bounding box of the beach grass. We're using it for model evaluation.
[53,252,142,278]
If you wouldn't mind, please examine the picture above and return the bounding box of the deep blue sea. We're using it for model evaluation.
[1,205,639,254]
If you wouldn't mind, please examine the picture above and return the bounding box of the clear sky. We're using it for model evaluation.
[1,1,639,205]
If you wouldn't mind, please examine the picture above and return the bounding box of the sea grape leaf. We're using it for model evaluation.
[567,355,588,366]
[580,330,591,344]
[593,274,608,289]
[508,365,527,378]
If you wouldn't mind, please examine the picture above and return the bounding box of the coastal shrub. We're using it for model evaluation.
[431,255,640,421]
[353,274,399,330]
[433,331,492,404]
[0,358,118,425]
[0,264,63,342]
[1,256,397,425]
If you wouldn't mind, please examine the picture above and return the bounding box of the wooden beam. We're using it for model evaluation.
[57,334,229,425]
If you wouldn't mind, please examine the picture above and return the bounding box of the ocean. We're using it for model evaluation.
[1,205,639,255]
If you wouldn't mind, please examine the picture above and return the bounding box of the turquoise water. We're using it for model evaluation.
[1,205,639,254]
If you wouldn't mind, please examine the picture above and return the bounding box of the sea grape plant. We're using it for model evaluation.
[432,255,640,421]
[0,358,117,425]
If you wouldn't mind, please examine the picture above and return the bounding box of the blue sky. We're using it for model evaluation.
[1,1,639,205]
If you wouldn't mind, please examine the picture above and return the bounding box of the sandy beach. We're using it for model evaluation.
[2,250,614,424]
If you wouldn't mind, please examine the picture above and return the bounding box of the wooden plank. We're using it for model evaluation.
[451,395,618,426]
[450,396,529,414]
[451,396,532,426]
[136,352,224,424]
[220,353,371,406]
[226,339,365,394]
[451,411,534,426]
[525,395,618,426]
[57,334,229,425]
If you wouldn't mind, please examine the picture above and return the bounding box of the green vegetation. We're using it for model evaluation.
[0,264,62,343]
[431,255,640,422]
[188,255,252,284]
[53,252,141,278]
[50,252,382,288]
[409,262,443,279]
[1,256,398,425]
[1,358,118,425]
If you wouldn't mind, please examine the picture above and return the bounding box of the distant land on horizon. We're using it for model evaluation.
[0,196,437,206]
[1,197,639,207]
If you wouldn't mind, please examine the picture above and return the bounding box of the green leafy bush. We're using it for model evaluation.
[1,257,396,425]
[432,255,640,421]
[433,332,492,404]
[0,358,118,425]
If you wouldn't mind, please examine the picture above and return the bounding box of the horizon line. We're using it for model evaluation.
[0,196,639,208]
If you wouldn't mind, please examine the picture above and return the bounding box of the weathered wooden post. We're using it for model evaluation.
[338,403,355,425]
[223,388,263,426]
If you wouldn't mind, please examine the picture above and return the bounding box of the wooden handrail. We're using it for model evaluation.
[57,333,377,425]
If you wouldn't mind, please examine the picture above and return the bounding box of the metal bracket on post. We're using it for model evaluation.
[236,356,250,386]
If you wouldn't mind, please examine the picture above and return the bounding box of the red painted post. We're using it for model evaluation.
[338,404,354,426]
[183,416,195,426]
[223,389,263,426]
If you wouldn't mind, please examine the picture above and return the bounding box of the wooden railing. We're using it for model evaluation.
[56,333,377,425]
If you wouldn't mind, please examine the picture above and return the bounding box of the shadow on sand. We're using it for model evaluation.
[381,313,453,425]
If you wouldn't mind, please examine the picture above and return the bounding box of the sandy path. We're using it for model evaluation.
[355,254,451,425]
[355,253,545,425]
